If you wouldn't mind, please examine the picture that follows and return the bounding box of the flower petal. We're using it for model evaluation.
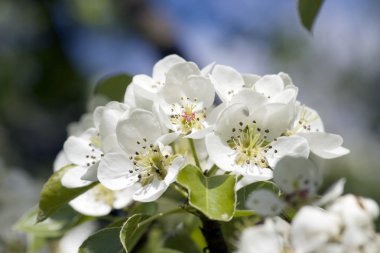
[98,153,137,191]
[254,75,284,98]
[230,89,267,112]
[210,65,245,101]
[297,132,349,159]
[152,54,185,81]
[214,103,250,141]
[251,103,294,140]
[273,156,320,195]
[69,187,112,216]
[53,150,70,172]
[164,156,185,185]
[165,62,200,86]
[61,166,93,188]
[182,75,215,108]
[116,110,162,154]
[112,185,138,209]
[315,178,346,206]
[246,189,286,216]
[205,133,236,172]
[133,178,167,202]
[242,73,261,88]
[266,136,310,167]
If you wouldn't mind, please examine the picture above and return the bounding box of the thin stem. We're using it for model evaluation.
[173,182,188,198]
[206,164,219,177]
[138,207,185,227]
[188,138,201,169]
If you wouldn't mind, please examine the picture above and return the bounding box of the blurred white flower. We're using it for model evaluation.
[69,184,136,216]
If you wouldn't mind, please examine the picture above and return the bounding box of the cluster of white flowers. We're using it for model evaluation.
[237,194,380,253]
[54,54,349,217]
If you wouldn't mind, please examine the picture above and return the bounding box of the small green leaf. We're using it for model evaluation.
[236,181,279,210]
[79,227,124,253]
[14,206,86,237]
[177,164,236,221]
[298,0,324,32]
[94,74,132,102]
[120,214,152,252]
[233,210,255,217]
[37,165,97,222]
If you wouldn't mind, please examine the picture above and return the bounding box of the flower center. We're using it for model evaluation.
[227,121,277,169]
[129,138,175,186]
[170,97,207,134]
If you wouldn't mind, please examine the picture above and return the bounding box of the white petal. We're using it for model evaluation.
[164,156,185,185]
[214,103,249,141]
[156,132,180,146]
[200,62,215,76]
[63,136,93,167]
[53,150,70,172]
[210,65,245,102]
[133,74,157,98]
[297,132,349,159]
[116,110,162,154]
[112,185,138,209]
[271,86,298,105]
[61,166,93,188]
[315,178,345,206]
[251,103,293,140]
[230,89,267,112]
[185,126,213,139]
[182,75,215,108]
[266,136,310,167]
[293,105,324,133]
[242,73,261,88]
[237,222,283,253]
[98,153,137,190]
[80,163,99,182]
[291,206,341,253]
[165,62,200,86]
[273,156,320,195]
[123,84,136,106]
[69,187,112,216]
[205,133,236,172]
[246,189,286,216]
[278,72,293,86]
[207,103,226,125]
[312,146,350,159]
[152,54,185,81]
[133,178,167,202]
[254,75,284,98]
[236,173,273,190]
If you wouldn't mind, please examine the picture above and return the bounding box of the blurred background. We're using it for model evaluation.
[1,0,379,251]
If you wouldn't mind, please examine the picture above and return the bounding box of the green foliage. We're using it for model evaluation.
[236,181,279,210]
[94,74,132,102]
[14,206,86,238]
[120,214,152,253]
[298,0,325,32]
[79,227,124,253]
[36,165,97,222]
[177,164,236,221]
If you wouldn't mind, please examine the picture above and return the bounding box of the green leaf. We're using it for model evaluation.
[37,165,97,222]
[298,0,324,32]
[14,206,86,237]
[79,227,124,253]
[94,74,132,102]
[236,181,279,210]
[120,214,152,252]
[177,164,236,221]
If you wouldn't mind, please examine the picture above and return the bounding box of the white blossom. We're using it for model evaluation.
[98,109,185,202]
